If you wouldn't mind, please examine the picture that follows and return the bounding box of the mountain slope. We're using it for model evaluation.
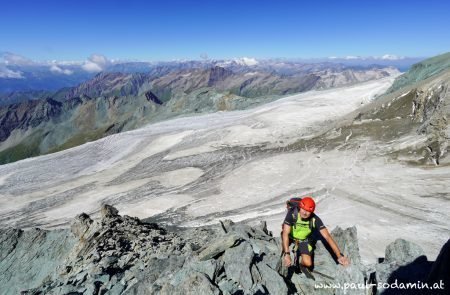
[387,52,450,93]
[0,54,448,264]
[0,65,397,164]
[303,53,450,166]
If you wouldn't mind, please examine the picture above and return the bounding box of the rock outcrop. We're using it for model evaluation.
[0,205,448,295]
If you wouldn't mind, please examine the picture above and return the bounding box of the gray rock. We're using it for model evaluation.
[101,204,119,219]
[312,238,342,276]
[70,213,93,238]
[290,273,326,295]
[74,271,88,285]
[330,226,361,265]
[218,279,240,295]
[118,253,135,268]
[231,223,274,241]
[52,285,83,294]
[106,282,125,295]
[251,264,262,283]
[249,238,279,255]
[170,259,220,285]
[0,228,76,295]
[161,271,221,295]
[249,283,269,294]
[334,265,366,295]
[259,220,269,235]
[2,204,436,295]
[190,259,221,281]
[219,219,234,234]
[0,228,21,261]
[198,232,243,261]
[374,262,395,288]
[288,227,366,295]
[262,252,282,270]
[223,241,254,290]
[368,239,432,295]
[92,274,110,284]
[256,262,288,295]
[101,255,119,267]
[85,282,101,295]
[384,238,425,265]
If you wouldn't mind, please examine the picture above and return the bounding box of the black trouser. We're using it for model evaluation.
[290,238,313,267]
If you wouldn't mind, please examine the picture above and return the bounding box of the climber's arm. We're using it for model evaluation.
[320,227,350,266]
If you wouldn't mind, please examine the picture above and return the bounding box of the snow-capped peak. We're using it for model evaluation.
[233,57,259,66]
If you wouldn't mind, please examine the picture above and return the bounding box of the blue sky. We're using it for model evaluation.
[1,0,449,61]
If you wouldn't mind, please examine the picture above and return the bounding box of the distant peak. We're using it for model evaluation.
[233,57,259,66]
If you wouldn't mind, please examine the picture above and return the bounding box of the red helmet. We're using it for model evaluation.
[300,196,316,213]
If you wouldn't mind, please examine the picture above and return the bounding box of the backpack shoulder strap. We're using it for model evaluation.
[309,217,316,231]
[292,206,299,224]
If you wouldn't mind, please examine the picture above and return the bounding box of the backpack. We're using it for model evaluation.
[285,197,316,232]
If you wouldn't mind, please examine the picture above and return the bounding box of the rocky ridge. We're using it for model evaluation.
[292,64,450,167]
[1,205,447,295]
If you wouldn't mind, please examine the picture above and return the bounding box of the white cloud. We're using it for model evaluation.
[379,54,405,60]
[344,55,360,60]
[327,54,407,61]
[82,62,103,72]
[1,52,34,65]
[54,60,83,66]
[82,54,110,72]
[0,66,24,78]
[50,64,73,75]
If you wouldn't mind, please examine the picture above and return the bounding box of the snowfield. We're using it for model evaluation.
[1,75,449,263]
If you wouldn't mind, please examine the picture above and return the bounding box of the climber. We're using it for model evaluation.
[282,196,350,273]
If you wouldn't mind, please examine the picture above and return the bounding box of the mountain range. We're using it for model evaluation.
[0,53,423,93]
[0,62,399,164]
[0,54,450,282]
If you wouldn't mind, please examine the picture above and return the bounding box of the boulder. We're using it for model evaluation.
[256,262,288,295]
[70,213,93,238]
[384,238,425,265]
[330,226,361,265]
[223,241,254,290]
[373,239,432,295]
[160,271,221,295]
[101,204,119,219]
[197,232,243,261]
